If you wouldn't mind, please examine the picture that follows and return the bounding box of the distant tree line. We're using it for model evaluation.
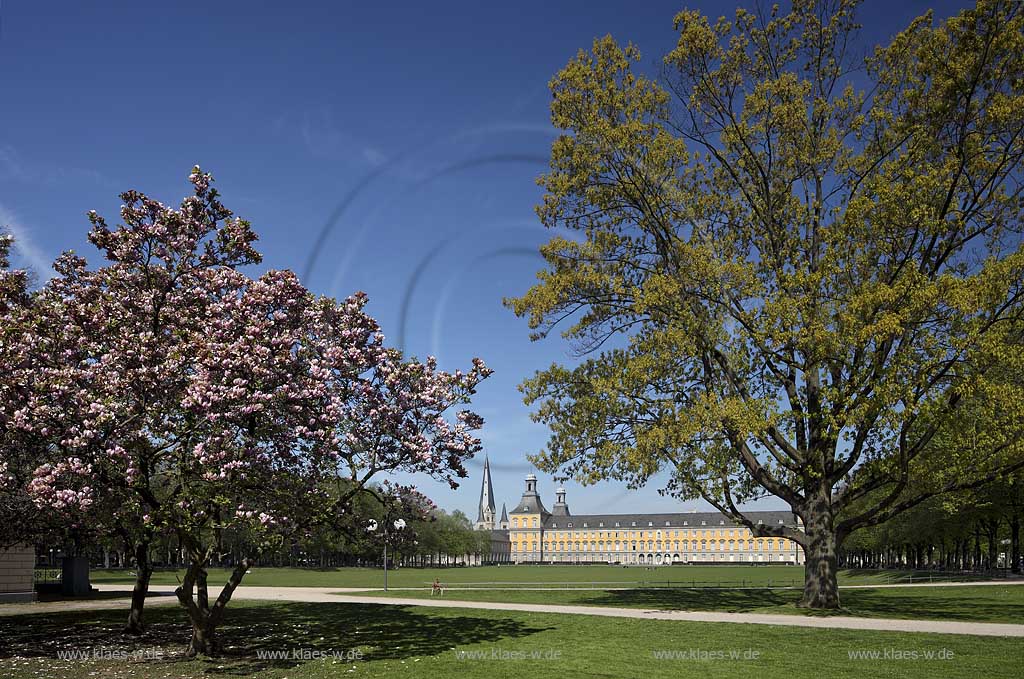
[839,474,1023,573]
[39,502,493,571]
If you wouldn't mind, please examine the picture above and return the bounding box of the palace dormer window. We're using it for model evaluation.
[599,522,604,527]
[683,521,688,526]
[567,522,573,528]
[648,522,653,527]
[614,522,620,527]
[665,521,670,526]
[582,522,588,527]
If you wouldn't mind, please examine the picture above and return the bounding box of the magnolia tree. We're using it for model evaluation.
[12,171,268,633]
[0,231,36,542]
[14,169,492,656]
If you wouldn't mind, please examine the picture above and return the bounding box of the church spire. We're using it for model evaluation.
[475,455,496,528]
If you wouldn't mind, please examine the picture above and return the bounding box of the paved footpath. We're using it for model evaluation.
[0,583,985,637]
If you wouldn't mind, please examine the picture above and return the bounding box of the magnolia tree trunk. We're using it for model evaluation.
[176,558,249,657]
[125,540,153,634]
[799,509,840,609]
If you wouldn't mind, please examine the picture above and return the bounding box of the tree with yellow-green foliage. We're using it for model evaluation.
[508,0,1024,608]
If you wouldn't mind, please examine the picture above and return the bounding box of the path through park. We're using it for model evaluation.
[0,583,1000,638]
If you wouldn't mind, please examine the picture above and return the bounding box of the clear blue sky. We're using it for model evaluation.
[0,0,969,519]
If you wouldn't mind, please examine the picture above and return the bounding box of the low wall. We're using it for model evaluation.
[0,544,36,603]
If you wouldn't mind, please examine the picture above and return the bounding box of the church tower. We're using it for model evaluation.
[499,503,509,529]
[474,455,497,530]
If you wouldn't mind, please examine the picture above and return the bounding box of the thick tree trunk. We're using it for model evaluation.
[177,558,249,657]
[125,541,152,635]
[799,511,840,609]
[187,620,220,657]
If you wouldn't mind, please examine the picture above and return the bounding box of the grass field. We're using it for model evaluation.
[87,564,985,589]
[358,584,1024,624]
[1,599,1021,679]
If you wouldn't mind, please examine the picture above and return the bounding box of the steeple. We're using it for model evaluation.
[475,455,496,529]
[499,503,509,529]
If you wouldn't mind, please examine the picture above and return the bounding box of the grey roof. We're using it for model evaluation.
[543,510,799,530]
[499,503,508,523]
[476,456,496,523]
[511,489,549,516]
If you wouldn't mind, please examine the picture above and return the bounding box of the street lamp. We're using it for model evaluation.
[382,516,406,591]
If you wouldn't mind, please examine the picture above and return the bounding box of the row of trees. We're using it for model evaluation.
[53,503,492,571]
[841,474,1023,572]
[0,169,492,654]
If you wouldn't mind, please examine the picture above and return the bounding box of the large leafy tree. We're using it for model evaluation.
[508,0,1024,608]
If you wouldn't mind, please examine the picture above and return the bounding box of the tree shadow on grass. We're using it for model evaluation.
[838,589,1024,623]
[0,601,553,675]
[35,590,175,603]
[570,586,1024,622]
[575,587,800,612]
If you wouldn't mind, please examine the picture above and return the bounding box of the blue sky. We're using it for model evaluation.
[0,0,969,519]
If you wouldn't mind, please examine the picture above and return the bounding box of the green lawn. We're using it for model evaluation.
[87,564,980,589]
[0,599,1020,678]
[358,584,1024,624]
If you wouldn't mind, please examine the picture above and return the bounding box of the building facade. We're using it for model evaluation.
[478,471,804,565]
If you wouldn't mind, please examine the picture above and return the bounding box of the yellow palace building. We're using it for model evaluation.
[475,462,804,566]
